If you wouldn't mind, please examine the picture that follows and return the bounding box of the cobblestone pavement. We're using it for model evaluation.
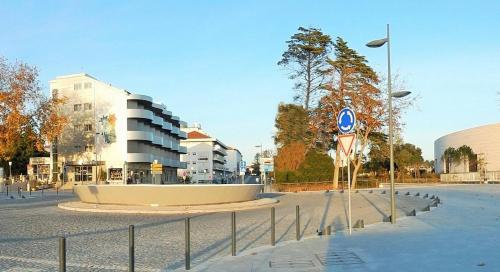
[0,188,433,271]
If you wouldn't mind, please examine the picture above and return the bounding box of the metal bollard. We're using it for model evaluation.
[326,225,331,235]
[129,225,134,272]
[6,186,8,196]
[59,236,66,272]
[271,207,275,246]
[296,205,300,241]
[231,211,236,256]
[185,218,191,270]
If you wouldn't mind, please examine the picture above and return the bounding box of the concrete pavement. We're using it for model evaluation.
[191,185,500,272]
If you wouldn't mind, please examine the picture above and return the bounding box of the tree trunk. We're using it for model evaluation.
[351,159,362,189]
[304,55,312,111]
[332,144,341,189]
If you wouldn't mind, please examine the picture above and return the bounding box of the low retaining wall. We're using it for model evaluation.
[74,184,263,206]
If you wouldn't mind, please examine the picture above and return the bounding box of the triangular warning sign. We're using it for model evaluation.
[338,134,356,156]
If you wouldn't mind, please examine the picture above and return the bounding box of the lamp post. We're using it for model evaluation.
[367,24,411,224]
[8,161,12,184]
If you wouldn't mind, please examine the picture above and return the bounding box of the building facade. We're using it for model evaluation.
[226,147,243,182]
[179,124,231,183]
[50,73,187,185]
[434,123,500,179]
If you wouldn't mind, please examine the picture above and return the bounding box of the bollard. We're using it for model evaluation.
[231,211,236,256]
[423,193,428,198]
[415,192,420,197]
[421,205,430,212]
[326,225,331,235]
[59,236,66,272]
[431,201,438,207]
[353,219,364,229]
[185,218,191,270]
[129,225,134,272]
[405,192,410,196]
[271,207,275,246]
[395,191,399,195]
[296,205,300,241]
[430,195,435,199]
[6,186,8,196]
[408,209,416,216]
[381,190,386,194]
[436,197,441,204]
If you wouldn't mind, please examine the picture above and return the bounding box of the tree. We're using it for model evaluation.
[441,147,460,173]
[278,27,332,111]
[274,103,310,147]
[0,57,67,174]
[394,143,424,178]
[457,145,476,172]
[316,37,385,188]
[275,141,307,171]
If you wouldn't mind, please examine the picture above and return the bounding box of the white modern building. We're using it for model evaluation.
[49,73,187,185]
[179,124,231,183]
[434,123,500,181]
[226,147,243,181]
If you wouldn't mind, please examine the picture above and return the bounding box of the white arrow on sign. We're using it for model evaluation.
[338,134,356,156]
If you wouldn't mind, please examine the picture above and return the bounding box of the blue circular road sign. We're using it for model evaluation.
[337,108,356,133]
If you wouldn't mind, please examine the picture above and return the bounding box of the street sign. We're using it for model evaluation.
[240,161,247,172]
[338,134,356,157]
[337,108,356,133]
[151,163,163,175]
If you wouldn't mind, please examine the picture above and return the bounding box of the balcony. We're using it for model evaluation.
[179,161,188,169]
[152,116,163,126]
[127,94,153,103]
[127,131,153,142]
[213,154,225,163]
[162,122,172,131]
[179,145,187,154]
[178,131,187,139]
[171,142,179,151]
[127,109,153,120]
[171,126,180,135]
[127,153,153,163]
[152,136,163,146]
[213,147,227,156]
[162,139,172,149]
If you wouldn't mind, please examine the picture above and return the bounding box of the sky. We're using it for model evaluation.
[1,0,499,161]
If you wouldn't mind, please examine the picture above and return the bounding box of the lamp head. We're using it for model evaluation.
[366,38,388,48]
[392,91,412,98]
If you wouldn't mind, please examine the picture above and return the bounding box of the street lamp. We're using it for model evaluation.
[366,24,411,224]
[8,161,12,184]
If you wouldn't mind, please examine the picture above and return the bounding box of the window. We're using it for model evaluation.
[199,157,208,161]
[75,166,92,182]
[84,145,94,152]
[74,124,82,131]
[192,161,197,165]
[84,103,92,110]
[74,83,82,90]
[191,171,197,174]
[84,82,92,89]
[74,104,82,111]
[84,124,92,132]
[193,152,197,156]
[74,145,82,151]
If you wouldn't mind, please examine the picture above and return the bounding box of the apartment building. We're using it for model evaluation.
[179,124,231,183]
[49,73,187,185]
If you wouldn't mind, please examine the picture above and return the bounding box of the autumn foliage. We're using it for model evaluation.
[0,57,67,165]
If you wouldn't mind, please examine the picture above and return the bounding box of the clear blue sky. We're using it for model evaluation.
[1,0,499,161]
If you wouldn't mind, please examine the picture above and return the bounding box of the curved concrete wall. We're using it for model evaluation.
[75,184,263,206]
[434,123,500,173]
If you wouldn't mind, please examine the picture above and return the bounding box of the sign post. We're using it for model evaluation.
[337,108,356,235]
